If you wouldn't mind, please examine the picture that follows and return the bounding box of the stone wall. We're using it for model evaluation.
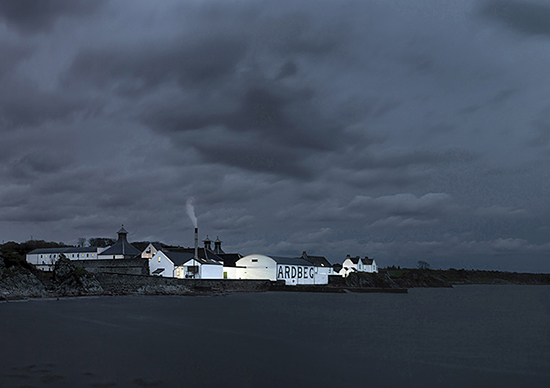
[75,258,149,275]
[95,272,274,295]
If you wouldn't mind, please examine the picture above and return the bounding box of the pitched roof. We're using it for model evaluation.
[96,225,140,257]
[163,248,222,266]
[216,253,243,267]
[349,256,361,264]
[301,252,332,267]
[29,247,99,255]
[348,256,374,265]
[99,237,140,257]
[269,256,314,266]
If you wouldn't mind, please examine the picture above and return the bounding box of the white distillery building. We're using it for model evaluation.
[26,247,104,271]
[149,249,223,279]
[98,226,141,260]
[230,254,329,285]
[339,255,378,277]
[141,243,164,259]
[300,251,334,277]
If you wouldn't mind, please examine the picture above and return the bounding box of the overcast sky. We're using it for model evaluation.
[1,0,549,271]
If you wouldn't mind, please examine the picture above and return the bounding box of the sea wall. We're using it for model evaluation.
[75,258,149,275]
[95,273,274,295]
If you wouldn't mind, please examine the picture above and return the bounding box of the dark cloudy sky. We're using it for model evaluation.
[1,0,549,271]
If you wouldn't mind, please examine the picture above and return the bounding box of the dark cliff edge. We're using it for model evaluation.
[337,269,550,289]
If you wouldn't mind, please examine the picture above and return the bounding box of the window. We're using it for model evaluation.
[251,259,258,262]
[158,257,161,262]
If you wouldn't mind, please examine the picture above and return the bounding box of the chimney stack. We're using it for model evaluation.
[194,228,199,260]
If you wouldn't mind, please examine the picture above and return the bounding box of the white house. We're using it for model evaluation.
[26,247,104,271]
[232,254,329,285]
[141,243,163,259]
[149,249,223,279]
[339,255,378,277]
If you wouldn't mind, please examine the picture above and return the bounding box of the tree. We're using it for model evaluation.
[77,238,87,247]
[417,260,430,270]
[88,238,115,248]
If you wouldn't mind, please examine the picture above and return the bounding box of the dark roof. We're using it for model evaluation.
[216,253,243,267]
[349,256,361,264]
[99,232,141,257]
[348,256,374,265]
[143,242,164,251]
[163,248,222,266]
[269,256,314,266]
[301,252,332,267]
[29,247,98,255]
[100,243,140,257]
[152,268,165,275]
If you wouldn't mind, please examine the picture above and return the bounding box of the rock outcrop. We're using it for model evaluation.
[0,254,47,299]
[52,258,104,296]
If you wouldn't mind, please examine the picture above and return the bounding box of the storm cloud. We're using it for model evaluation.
[1,0,549,272]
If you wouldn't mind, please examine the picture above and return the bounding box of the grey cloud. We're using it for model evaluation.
[480,0,550,36]
[0,42,31,79]
[187,133,313,179]
[276,61,298,79]
[0,0,106,34]
[526,107,550,147]
[0,83,87,130]
[459,88,517,115]
[66,35,247,94]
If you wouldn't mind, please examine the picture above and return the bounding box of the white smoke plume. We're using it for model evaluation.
[186,197,198,228]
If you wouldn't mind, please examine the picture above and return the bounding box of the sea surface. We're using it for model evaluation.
[1,285,549,387]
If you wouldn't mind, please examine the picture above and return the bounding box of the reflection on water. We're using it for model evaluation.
[1,286,549,387]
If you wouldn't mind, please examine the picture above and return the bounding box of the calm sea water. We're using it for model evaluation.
[1,286,549,387]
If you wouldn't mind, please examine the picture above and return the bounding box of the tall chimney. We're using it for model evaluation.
[194,227,199,260]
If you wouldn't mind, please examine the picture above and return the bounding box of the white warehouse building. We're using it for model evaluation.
[231,254,329,285]
[26,247,105,271]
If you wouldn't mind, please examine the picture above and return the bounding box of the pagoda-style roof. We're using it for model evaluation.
[99,225,140,257]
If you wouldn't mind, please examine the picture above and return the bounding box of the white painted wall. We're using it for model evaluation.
[26,248,105,271]
[234,255,277,280]
[223,266,247,279]
[339,258,378,277]
[234,254,329,285]
[276,264,328,285]
[149,252,174,277]
[141,243,159,259]
[200,264,223,279]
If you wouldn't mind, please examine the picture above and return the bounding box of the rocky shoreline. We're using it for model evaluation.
[0,255,275,300]
[2,255,550,301]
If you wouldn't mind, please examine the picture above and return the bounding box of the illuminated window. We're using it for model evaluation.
[158,257,161,262]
